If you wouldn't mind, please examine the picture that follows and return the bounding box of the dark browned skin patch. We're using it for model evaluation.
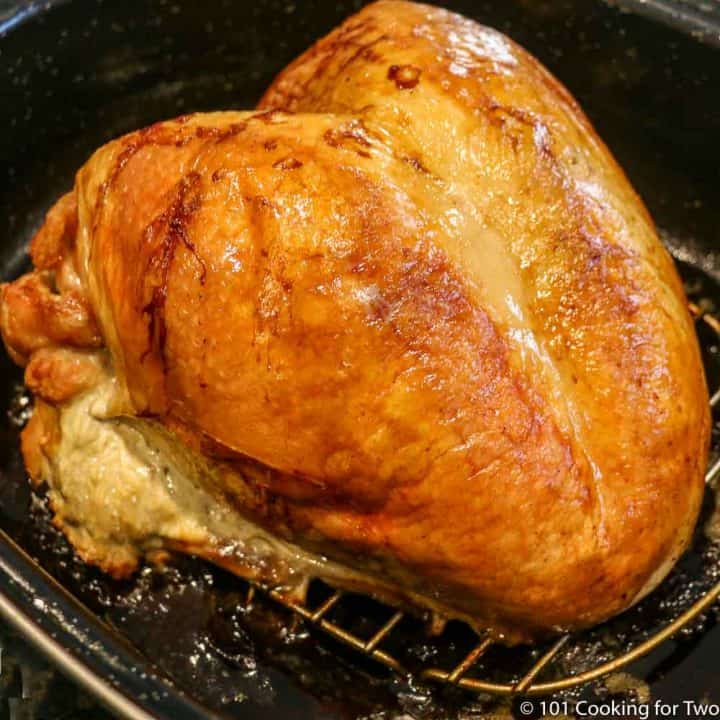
[195,122,247,142]
[249,109,288,125]
[272,157,303,170]
[323,119,376,158]
[388,64,421,89]
[212,122,249,144]
[402,155,430,174]
[142,172,205,363]
[93,136,151,233]
[95,120,247,231]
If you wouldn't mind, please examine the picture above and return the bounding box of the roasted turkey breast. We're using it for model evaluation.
[0,1,709,642]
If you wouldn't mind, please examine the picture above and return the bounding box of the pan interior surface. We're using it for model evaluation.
[1,1,719,718]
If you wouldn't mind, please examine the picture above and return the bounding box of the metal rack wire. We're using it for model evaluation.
[241,301,720,697]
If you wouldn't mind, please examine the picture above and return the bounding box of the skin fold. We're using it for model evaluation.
[0,1,709,642]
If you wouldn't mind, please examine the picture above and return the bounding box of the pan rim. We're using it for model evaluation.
[0,526,219,720]
[613,0,720,46]
[0,590,159,720]
[2,0,720,44]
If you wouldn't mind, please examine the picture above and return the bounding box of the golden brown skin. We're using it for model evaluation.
[0,1,709,641]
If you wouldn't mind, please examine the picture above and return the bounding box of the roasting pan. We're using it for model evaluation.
[1,0,720,718]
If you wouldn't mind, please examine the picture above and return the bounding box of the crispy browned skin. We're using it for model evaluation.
[0,1,709,641]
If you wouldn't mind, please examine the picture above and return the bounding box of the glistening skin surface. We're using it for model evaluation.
[0,1,710,643]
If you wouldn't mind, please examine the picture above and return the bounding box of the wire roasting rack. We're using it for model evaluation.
[237,298,720,697]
